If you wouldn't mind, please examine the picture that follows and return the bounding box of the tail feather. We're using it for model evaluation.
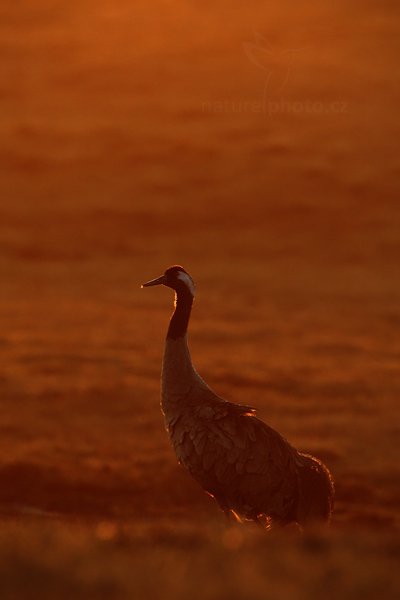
[295,453,335,526]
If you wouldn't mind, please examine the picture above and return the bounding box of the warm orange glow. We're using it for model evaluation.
[0,0,398,595]
[222,526,244,550]
[95,521,118,541]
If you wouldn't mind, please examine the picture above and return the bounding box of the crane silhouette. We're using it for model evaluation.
[142,266,334,528]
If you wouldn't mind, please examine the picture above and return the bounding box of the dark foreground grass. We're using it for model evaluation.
[0,519,399,600]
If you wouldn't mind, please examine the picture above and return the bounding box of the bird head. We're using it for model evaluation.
[142,265,196,297]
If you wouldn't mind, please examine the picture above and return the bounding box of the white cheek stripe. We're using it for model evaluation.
[177,272,196,296]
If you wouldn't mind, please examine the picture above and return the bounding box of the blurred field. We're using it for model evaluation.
[0,1,399,598]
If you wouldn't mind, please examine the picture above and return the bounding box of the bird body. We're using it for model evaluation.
[143,266,334,527]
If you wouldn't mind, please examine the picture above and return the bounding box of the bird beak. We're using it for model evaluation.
[141,274,167,288]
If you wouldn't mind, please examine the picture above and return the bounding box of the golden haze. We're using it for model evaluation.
[0,1,399,598]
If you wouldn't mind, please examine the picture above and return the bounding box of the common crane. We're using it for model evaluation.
[142,265,334,528]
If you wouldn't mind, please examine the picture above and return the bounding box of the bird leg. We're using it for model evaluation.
[224,509,242,524]
[253,514,272,530]
[254,515,265,528]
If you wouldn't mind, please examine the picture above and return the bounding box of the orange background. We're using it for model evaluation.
[0,1,399,597]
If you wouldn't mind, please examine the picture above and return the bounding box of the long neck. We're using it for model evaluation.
[162,289,195,417]
[167,289,193,339]
[162,288,211,420]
